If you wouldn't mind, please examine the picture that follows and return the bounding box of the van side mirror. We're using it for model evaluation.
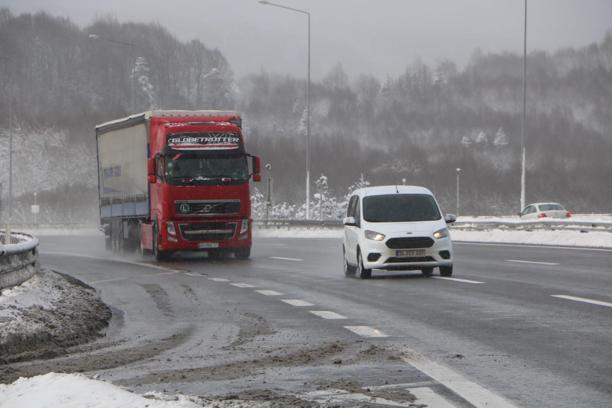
[445,214,457,224]
[343,216,357,227]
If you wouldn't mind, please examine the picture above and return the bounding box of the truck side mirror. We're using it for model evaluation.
[251,155,261,182]
[148,158,157,184]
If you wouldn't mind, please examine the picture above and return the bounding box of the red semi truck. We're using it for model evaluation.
[96,110,261,260]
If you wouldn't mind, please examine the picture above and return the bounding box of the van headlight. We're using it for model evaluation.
[433,228,449,239]
[364,230,385,241]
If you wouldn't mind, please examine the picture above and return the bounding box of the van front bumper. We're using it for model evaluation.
[362,237,452,270]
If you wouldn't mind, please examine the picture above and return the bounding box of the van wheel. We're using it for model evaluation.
[440,265,453,276]
[356,250,372,280]
[343,246,355,277]
[421,267,433,277]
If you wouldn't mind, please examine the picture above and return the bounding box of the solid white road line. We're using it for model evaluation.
[506,259,559,266]
[410,387,457,408]
[256,290,284,296]
[551,294,612,308]
[208,277,230,282]
[230,282,255,288]
[40,251,183,273]
[432,277,485,284]
[309,310,347,320]
[344,325,388,338]
[281,299,314,307]
[403,350,518,408]
[455,241,612,252]
[269,256,303,262]
[89,277,129,284]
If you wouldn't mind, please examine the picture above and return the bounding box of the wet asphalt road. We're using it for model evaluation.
[33,234,612,407]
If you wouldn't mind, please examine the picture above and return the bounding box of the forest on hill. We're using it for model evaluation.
[0,9,610,222]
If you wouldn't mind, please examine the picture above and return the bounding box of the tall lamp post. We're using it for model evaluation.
[88,33,138,112]
[520,0,528,210]
[258,0,311,219]
[456,168,461,217]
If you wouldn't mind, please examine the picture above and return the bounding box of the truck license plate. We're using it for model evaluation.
[198,242,219,249]
[396,249,426,257]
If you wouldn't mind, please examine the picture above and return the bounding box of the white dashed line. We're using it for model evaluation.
[309,310,347,320]
[208,277,230,282]
[256,290,284,296]
[153,271,181,276]
[344,325,388,338]
[506,259,559,266]
[230,282,255,288]
[551,295,612,308]
[281,299,314,307]
[270,256,303,262]
[432,277,484,284]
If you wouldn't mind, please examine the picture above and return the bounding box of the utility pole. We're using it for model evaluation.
[456,168,461,217]
[520,0,528,210]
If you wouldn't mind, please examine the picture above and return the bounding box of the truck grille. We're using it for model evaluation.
[179,222,236,241]
[175,200,240,216]
[386,237,434,249]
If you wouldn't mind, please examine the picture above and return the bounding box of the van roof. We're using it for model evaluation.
[352,185,433,197]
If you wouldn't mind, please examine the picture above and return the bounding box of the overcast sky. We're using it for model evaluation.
[3,0,612,80]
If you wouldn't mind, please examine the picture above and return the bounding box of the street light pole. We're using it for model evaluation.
[456,168,461,217]
[258,0,311,219]
[520,0,528,210]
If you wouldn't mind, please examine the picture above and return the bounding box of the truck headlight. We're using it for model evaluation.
[364,230,385,241]
[433,228,449,239]
[166,222,176,236]
[240,219,249,234]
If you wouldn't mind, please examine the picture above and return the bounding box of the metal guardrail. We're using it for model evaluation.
[0,232,40,290]
[254,219,612,233]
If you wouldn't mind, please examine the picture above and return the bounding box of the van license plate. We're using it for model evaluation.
[198,242,219,249]
[396,249,426,257]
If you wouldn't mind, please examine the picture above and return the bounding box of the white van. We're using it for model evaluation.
[343,185,455,279]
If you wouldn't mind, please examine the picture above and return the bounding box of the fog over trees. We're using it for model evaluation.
[0,9,610,222]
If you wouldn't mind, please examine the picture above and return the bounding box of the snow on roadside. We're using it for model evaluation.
[0,373,200,408]
[254,227,612,248]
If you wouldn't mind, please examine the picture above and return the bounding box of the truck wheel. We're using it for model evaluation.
[356,250,372,279]
[440,265,453,276]
[153,223,170,261]
[421,267,433,277]
[235,247,250,260]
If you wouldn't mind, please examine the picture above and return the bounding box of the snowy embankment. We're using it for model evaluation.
[0,270,111,363]
[254,215,612,249]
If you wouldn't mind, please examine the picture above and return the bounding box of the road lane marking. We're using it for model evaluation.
[551,294,612,308]
[410,387,457,408]
[344,325,388,338]
[402,347,518,408]
[89,277,128,284]
[269,256,303,262]
[256,290,283,296]
[230,282,255,288]
[281,299,314,307]
[454,242,612,252]
[40,251,183,273]
[310,310,347,320]
[506,259,559,266]
[153,271,181,276]
[432,277,484,284]
[208,277,230,282]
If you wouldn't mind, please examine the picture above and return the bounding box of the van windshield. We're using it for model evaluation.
[363,194,441,222]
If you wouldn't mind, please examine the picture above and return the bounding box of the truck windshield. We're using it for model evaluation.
[363,194,441,222]
[165,155,249,184]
